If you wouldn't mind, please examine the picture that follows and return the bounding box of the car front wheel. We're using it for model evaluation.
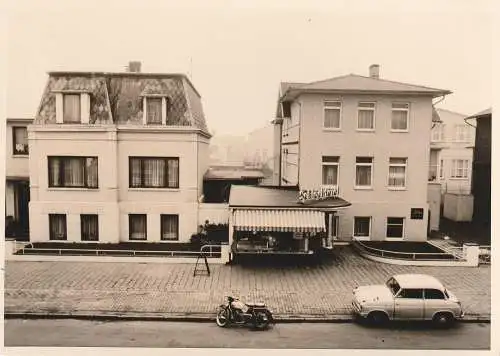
[367,311,389,326]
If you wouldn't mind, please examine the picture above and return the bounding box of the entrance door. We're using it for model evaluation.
[14,181,30,238]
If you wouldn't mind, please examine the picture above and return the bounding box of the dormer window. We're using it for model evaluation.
[54,91,90,124]
[143,96,167,125]
[63,94,81,123]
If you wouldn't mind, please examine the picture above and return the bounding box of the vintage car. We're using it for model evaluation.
[352,273,464,326]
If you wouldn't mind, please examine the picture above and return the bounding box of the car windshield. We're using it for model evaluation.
[386,278,401,296]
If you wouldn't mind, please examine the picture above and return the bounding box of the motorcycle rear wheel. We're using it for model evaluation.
[216,307,230,327]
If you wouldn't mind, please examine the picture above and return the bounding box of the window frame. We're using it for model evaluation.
[388,157,407,190]
[49,214,67,241]
[356,102,376,131]
[355,156,373,189]
[454,124,470,142]
[321,156,340,187]
[396,288,424,299]
[128,156,180,189]
[63,93,82,123]
[146,97,163,125]
[323,100,342,130]
[48,156,99,189]
[450,159,469,179]
[353,216,371,240]
[390,102,410,132]
[439,159,445,179]
[160,214,180,241]
[12,126,29,156]
[80,214,99,241]
[386,217,405,239]
[431,123,445,142]
[129,214,147,241]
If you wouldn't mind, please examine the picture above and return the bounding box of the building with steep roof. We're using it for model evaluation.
[28,62,211,243]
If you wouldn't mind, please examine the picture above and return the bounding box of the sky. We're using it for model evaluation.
[5,0,493,136]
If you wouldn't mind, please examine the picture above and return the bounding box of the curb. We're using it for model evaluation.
[4,312,490,324]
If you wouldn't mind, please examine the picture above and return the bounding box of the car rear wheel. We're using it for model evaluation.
[367,311,389,326]
[433,312,455,328]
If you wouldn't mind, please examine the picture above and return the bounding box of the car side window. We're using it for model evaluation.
[398,288,423,299]
[425,289,445,300]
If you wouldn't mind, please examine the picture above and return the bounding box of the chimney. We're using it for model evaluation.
[128,61,142,73]
[369,64,380,79]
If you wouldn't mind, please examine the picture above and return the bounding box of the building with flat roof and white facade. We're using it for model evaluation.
[265,64,451,245]
[28,62,211,244]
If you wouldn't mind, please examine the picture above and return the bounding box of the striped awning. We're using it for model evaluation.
[233,209,325,233]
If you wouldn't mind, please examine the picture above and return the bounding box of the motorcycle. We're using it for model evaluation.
[216,296,274,330]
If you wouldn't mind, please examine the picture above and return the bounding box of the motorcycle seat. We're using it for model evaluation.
[246,302,266,307]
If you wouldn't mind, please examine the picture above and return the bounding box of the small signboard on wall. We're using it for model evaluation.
[410,208,424,220]
[298,186,339,204]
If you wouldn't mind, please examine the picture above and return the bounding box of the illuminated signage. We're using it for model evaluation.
[298,186,339,204]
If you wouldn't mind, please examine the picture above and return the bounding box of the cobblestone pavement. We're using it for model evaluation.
[4,247,490,318]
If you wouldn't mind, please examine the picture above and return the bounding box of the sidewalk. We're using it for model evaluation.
[4,247,491,321]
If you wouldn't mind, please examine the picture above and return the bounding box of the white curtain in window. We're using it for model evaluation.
[82,215,98,241]
[162,215,178,240]
[147,98,162,124]
[143,159,165,187]
[50,158,61,186]
[322,165,338,185]
[130,215,146,240]
[391,111,408,130]
[14,128,28,153]
[63,94,81,123]
[86,158,98,188]
[50,215,66,240]
[389,166,406,187]
[356,165,372,186]
[324,108,340,128]
[64,158,85,187]
[167,159,179,187]
[130,159,142,187]
[358,110,374,129]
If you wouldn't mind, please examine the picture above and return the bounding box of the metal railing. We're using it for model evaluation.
[352,240,464,261]
[16,244,222,258]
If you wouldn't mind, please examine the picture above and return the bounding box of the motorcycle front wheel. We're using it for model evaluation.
[216,307,230,327]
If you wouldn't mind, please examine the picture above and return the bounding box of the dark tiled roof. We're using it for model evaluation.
[229,185,351,208]
[34,72,209,132]
[466,107,492,120]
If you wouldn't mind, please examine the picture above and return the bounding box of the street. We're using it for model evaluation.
[4,318,490,349]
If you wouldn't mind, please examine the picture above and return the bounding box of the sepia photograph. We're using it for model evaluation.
[1,0,494,355]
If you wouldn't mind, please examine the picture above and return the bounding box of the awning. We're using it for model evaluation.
[233,209,325,233]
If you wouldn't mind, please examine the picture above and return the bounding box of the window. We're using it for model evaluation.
[81,214,99,241]
[450,159,469,179]
[48,156,98,188]
[13,127,28,155]
[386,277,401,296]
[357,102,375,130]
[129,157,179,188]
[454,124,471,142]
[388,157,407,188]
[439,159,444,179]
[323,101,341,129]
[49,214,67,240]
[322,156,339,186]
[355,157,373,188]
[398,289,423,299]
[161,214,179,241]
[425,289,445,300]
[391,103,409,131]
[386,217,404,238]
[129,214,147,240]
[63,94,81,123]
[146,97,163,124]
[353,217,371,237]
[431,123,445,142]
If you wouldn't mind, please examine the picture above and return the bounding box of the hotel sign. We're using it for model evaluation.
[298,186,339,204]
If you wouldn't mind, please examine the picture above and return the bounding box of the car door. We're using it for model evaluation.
[394,288,424,320]
[423,288,447,320]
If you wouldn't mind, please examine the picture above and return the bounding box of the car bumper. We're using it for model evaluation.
[351,301,368,317]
